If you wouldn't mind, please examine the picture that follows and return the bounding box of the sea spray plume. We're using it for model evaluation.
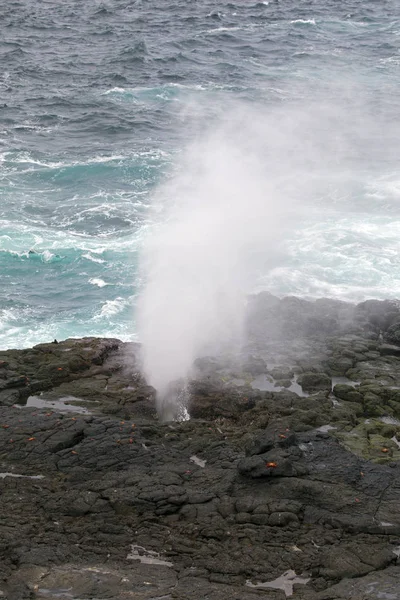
[137,103,299,419]
[137,90,384,420]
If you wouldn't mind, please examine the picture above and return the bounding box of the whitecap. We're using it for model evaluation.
[206,26,241,34]
[101,86,126,95]
[290,18,316,25]
[96,297,127,319]
[89,278,109,288]
[379,56,400,66]
[41,250,55,262]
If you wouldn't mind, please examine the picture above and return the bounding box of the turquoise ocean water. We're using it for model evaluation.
[1,0,400,349]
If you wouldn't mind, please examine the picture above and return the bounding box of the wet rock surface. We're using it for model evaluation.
[0,296,400,599]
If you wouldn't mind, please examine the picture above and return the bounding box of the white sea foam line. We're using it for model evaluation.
[3,153,126,169]
[290,18,316,25]
[0,221,144,253]
[82,253,106,264]
[102,83,210,96]
[206,26,241,33]
[0,148,170,172]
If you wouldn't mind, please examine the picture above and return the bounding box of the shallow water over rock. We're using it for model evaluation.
[19,394,92,415]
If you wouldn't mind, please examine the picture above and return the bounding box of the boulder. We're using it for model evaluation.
[297,372,332,393]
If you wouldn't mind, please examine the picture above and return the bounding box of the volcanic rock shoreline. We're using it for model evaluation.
[1,294,400,600]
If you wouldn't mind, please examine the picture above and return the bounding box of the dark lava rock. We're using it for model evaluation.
[385,320,400,345]
[297,372,332,393]
[333,384,363,403]
[0,294,400,599]
[380,343,400,357]
[242,354,267,375]
[245,424,297,455]
[188,380,257,419]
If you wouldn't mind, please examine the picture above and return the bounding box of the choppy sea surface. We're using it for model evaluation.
[1,0,400,349]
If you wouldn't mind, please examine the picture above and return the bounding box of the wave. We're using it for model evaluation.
[0,302,135,350]
[96,297,129,319]
[0,248,64,263]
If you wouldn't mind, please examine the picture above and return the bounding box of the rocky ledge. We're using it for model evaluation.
[1,294,400,599]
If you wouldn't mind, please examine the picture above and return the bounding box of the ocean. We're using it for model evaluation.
[1,0,400,350]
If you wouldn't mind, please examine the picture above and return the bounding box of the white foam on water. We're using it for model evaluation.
[206,26,241,33]
[82,253,106,264]
[96,297,128,319]
[41,250,57,262]
[291,18,316,25]
[89,278,109,288]
[1,151,128,170]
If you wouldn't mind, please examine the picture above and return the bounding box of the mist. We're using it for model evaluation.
[136,86,394,418]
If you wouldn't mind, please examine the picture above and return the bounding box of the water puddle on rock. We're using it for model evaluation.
[381,416,400,425]
[127,545,173,567]
[250,375,309,397]
[316,424,337,433]
[0,472,44,480]
[37,588,74,599]
[246,570,310,597]
[331,377,360,388]
[15,394,91,414]
[190,455,206,468]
